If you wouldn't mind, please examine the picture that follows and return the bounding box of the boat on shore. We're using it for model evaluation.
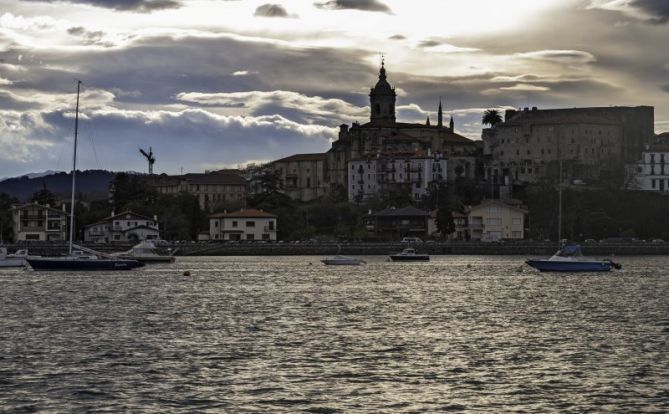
[321,255,366,265]
[0,248,33,268]
[113,240,176,263]
[25,81,143,272]
[526,244,621,272]
[389,248,430,262]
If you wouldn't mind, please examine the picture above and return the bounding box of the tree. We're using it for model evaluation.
[30,183,56,206]
[0,193,19,242]
[482,109,503,127]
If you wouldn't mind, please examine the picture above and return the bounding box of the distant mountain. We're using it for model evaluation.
[0,170,118,202]
[0,170,61,182]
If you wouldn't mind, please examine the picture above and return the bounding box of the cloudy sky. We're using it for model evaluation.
[1,0,668,177]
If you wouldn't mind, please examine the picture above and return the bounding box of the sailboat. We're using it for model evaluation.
[26,81,144,271]
[525,158,621,272]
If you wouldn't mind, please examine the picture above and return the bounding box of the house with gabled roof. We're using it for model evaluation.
[209,208,277,241]
[466,199,527,242]
[83,211,160,243]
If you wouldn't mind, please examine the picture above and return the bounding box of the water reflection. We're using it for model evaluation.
[1,256,667,412]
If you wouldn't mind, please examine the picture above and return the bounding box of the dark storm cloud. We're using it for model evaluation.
[22,0,181,12]
[631,0,669,23]
[314,0,391,14]
[67,26,112,47]
[418,39,441,48]
[254,4,290,18]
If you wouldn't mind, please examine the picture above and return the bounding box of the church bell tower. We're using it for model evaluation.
[369,58,396,125]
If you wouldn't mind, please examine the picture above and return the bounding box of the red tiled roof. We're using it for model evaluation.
[210,209,276,219]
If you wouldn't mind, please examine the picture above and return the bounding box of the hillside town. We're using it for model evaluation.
[1,62,668,246]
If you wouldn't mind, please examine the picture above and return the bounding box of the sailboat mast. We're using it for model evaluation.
[558,159,562,247]
[68,80,81,255]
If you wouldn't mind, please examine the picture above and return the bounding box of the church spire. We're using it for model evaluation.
[369,56,396,124]
[449,115,454,131]
[426,116,431,126]
[379,55,386,80]
[437,98,443,127]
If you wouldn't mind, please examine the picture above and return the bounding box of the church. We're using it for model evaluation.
[270,61,480,202]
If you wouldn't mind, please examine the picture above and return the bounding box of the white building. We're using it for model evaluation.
[626,145,669,191]
[466,199,527,242]
[84,211,160,243]
[348,150,448,202]
[209,209,277,241]
[11,203,68,242]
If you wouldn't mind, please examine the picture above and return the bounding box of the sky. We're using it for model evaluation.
[0,0,668,178]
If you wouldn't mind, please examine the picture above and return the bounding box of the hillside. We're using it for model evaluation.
[0,170,117,201]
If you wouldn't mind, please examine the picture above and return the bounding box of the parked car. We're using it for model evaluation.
[584,238,597,244]
[652,238,665,243]
[401,237,423,243]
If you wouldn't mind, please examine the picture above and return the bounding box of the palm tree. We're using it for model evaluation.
[482,109,503,127]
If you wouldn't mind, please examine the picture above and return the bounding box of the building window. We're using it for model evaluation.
[512,231,522,238]
[246,221,255,227]
[246,234,255,240]
[486,218,502,225]
[268,221,275,230]
[232,221,238,227]
[512,218,521,225]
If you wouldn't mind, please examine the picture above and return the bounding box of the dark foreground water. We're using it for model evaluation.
[1,255,668,413]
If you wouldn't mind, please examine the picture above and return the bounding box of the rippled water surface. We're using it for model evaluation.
[2,255,669,413]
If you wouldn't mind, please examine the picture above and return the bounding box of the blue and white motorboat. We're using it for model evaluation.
[526,244,621,272]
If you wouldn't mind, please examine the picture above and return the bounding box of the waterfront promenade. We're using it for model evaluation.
[7,241,669,256]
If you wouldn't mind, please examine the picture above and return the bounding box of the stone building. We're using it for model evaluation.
[347,149,447,202]
[482,106,654,188]
[268,153,327,202]
[10,203,68,242]
[83,211,160,243]
[327,61,479,192]
[148,172,247,212]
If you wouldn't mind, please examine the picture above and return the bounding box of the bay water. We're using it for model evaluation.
[1,255,668,413]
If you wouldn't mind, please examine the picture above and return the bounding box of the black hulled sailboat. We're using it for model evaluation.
[26,81,144,271]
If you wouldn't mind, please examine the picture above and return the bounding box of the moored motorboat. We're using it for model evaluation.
[321,255,366,265]
[0,248,32,268]
[389,247,430,262]
[113,240,176,263]
[526,244,621,272]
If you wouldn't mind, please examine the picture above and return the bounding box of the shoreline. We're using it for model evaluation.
[6,241,669,256]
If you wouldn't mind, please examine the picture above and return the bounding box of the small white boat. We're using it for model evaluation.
[0,248,32,268]
[113,240,176,263]
[389,247,430,262]
[321,255,366,265]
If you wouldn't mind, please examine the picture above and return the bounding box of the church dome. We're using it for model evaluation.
[371,62,394,94]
